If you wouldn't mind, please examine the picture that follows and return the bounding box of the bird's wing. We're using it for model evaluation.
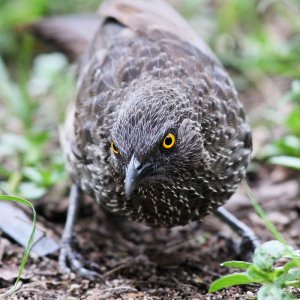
[99,0,218,61]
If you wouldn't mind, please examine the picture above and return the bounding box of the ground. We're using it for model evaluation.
[0,164,299,299]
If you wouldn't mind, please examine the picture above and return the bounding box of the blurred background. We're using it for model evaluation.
[0,0,299,199]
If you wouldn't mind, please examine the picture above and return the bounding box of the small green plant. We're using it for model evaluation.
[209,240,300,299]
[209,181,300,299]
[0,195,37,297]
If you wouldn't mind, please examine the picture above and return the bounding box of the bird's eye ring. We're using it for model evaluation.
[111,141,120,155]
[162,133,176,150]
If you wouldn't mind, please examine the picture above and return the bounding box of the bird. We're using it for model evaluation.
[28,0,259,280]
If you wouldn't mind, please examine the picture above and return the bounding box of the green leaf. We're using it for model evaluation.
[19,182,47,200]
[253,241,292,271]
[0,133,30,156]
[247,265,270,282]
[222,261,253,269]
[274,136,300,157]
[286,110,300,136]
[268,156,300,171]
[209,273,253,293]
[29,53,68,96]
[23,167,44,184]
[287,80,300,105]
[274,271,300,288]
[257,284,295,300]
[281,257,300,273]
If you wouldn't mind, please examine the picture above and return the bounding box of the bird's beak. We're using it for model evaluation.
[124,155,152,200]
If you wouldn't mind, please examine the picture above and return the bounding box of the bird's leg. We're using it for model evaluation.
[58,184,103,281]
[214,206,260,260]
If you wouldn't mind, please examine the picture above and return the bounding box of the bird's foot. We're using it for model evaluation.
[217,232,259,261]
[58,237,104,282]
[238,233,260,261]
[215,207,260,261]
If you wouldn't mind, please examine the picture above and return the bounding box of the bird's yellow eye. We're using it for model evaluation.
[111,141,119,155]
[162,133,176,150]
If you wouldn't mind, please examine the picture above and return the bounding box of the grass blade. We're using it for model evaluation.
[242,180,286,244]
[0,195,36,291]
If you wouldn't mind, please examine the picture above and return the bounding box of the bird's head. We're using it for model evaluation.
[109,83,211,199]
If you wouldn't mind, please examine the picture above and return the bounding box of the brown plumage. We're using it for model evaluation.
[61,0,251,226]
[28,0,254,279]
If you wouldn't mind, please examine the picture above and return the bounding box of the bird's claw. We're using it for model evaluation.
[216,233,259,261]
[58,238,104,282]
[238,234,260,261]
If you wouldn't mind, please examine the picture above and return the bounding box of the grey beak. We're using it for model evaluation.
[124,155,152,200]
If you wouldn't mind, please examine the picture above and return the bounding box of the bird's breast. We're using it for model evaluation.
[99,180,228,227]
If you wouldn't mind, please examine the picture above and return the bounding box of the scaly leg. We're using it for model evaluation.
[215,206,260,260]
[58,184,103,281]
